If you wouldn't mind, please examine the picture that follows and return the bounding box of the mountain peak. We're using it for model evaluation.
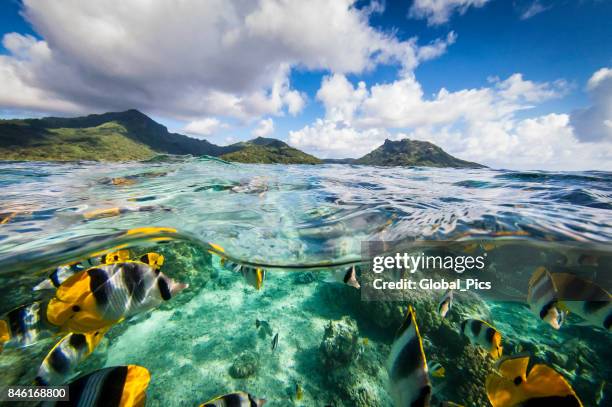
[356,137,484,168]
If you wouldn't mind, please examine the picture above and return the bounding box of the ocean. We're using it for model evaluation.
[0,157,610,406]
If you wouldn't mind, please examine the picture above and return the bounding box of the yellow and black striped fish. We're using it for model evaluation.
[36,329,107,386]
[527,267,565,329]
[460,319,503,360]
[550,272,611,331]
[199,391,267,407]
[387,305,432,407]
[46,262,188,333]
[486,355,583,406]
[42,365,150,407]
[222,259,265,290]
[0,301,54,351]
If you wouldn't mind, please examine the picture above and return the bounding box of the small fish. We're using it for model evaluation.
[325,266,360,289]
[550,272,611,331]
[527,267,565,329]
[139,252,164,270]
[33,263,85,291]
[46,262,188,333]
[271,333,279,351]
[0,302,54,350]
[428,361,445,378]
[362,337,369,346]
[241,266,266,290]
[256,319,273,337]
[387,305,431,407]
[486,354,583,407]
[221,259,266,290]
[438,289,453,318]
[460,319,503,360]
[295,383,303,401]
[200,391,267,407]
[36,329,107,385]
[42,365,150,406]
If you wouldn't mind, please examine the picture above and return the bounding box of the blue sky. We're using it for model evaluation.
[0,0,611,169]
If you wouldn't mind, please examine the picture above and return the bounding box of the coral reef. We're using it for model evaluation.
[229,351,260,378]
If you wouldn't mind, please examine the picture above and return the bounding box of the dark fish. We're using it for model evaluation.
[271,333,279,351]
[387,305,431,407]
[256,319,273,337]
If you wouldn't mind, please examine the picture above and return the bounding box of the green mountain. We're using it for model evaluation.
[221,137,321,164]
[0,110,315,163]
[354,138,484,168]
[0,110,483,167]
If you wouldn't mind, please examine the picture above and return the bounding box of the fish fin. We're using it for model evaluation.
[208,243,225,254]
[255,269,264,290]
[119,365,151,407]
[496,354,530,381]
[521,364,583,405]
[0,319,9,346]
[395,305,416,339]
[33,279,54,291]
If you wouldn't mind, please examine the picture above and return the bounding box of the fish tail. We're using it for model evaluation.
[120,365,151,407]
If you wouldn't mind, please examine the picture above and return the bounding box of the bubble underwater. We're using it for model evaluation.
[0,156,610,406]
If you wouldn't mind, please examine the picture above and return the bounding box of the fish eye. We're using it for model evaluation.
[513,376,522,386]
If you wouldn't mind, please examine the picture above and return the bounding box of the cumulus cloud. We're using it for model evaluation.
[289,119,403,158]
[183,118,227,138]
[252,118,275,137]
[570,67,612,142]
[0,0,452,121]
[310,71,566,130]
[288,71,612,170]
[409,0,490,25]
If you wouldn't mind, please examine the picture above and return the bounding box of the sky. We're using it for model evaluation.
[0,0,611,170]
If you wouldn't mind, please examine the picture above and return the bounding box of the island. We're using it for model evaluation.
[0,109,482,167]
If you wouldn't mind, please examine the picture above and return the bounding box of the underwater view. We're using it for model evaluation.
[0,157,610,406]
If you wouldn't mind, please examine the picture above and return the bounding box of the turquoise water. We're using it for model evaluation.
[0,157,610,406]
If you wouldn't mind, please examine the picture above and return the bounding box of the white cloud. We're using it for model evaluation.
[310,71,566,131]
[409,0,490,26]
[252,118,275,137]
[290,71,612,170]
[570,67,612,142]
[0,0,452,121]
[183,118,227,138]
[492,73,569,103]
[289,119,403,158]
